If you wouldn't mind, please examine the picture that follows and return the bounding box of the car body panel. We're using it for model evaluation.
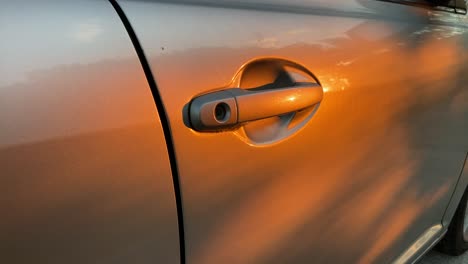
[119,0,468,263]
[442,154,468,228]
[0,1,179,263]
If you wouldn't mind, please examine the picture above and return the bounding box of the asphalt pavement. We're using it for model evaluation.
[419,249,468,264]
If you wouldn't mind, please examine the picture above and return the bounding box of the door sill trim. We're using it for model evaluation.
[392,224,445,264]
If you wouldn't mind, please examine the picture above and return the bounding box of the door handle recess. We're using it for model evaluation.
[189,83,322,131]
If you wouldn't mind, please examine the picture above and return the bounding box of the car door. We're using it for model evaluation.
[0,1,179,263]
[117,0,468,263]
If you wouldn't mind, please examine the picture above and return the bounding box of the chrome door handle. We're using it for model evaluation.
[189,83,322,131]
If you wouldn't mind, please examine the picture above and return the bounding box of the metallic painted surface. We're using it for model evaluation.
[0,1,179,263]
[442,155,468,229]
[444,154,468,244]
[120,0,468,263]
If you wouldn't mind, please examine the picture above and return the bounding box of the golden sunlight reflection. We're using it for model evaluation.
[118,1,468,263]
[0,3,180,260]
[158,20,465,264]
[320,76,350,93]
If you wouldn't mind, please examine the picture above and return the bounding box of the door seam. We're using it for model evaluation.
[108,1,186,263]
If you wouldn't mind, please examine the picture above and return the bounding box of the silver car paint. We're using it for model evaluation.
[0,1,179,263]
[118,0,468,263]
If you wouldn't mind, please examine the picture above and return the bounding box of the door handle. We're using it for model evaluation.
[189,82,322,131]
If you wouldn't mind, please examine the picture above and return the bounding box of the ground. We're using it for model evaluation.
[419,249,468,264]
